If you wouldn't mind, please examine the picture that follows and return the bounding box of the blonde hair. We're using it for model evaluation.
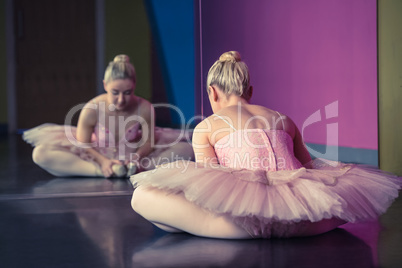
[104,54,136,84]
[206,51,251,100]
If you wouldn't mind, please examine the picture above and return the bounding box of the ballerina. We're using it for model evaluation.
[23,54,193,178]
[130,51,401,238]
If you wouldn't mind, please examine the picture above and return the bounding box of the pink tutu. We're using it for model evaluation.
[130,159,401,237]
[23,123,192,166]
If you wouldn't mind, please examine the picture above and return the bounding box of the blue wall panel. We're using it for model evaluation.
[146,0,195,126]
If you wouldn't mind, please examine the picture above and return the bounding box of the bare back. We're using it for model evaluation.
[207,104,296,147]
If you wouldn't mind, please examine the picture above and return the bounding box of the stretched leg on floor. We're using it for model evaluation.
[32,144,102,177]
[131,186,251,239]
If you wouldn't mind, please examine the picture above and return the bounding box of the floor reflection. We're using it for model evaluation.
[72,198,154,268]
[0,186,398,268]
[32,177,133,196]
[131,228,374,268]
[0,195,154,268]
[2,194,376,268]
[1,136,400,268]
[340,221,381,266]
[0,177,133,200]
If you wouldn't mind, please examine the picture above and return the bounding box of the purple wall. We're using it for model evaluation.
[199,0,377,150]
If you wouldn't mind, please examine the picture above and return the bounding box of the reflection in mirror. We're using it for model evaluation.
[1,0,197,198]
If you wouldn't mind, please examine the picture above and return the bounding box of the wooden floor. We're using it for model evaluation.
[0,134,401,268]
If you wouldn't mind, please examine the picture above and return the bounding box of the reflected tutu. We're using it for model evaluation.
[23,123,192,167]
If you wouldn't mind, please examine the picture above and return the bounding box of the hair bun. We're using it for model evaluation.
[113,54,130,63]
[219,51,241,63]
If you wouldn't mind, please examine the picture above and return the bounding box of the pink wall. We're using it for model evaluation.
[199,0,377,150]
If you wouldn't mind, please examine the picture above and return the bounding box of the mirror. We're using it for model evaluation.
[1,0,379,199]
[0,0,200,199]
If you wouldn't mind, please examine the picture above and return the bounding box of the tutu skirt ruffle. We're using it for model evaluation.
[23,123,192,164]
[130,159,401,237]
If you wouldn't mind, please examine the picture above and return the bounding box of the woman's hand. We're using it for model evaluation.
[99,157,123,178]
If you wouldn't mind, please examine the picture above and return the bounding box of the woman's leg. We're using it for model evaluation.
[131,186,251,239]
[32,144,102,177]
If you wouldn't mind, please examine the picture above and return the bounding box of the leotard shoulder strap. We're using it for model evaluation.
[275,111,286,130]
[213,114,237,131]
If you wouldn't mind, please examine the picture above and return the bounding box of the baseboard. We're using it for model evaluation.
[305,143,378,166]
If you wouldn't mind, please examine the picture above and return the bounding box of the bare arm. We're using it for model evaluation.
[76,102,119,177]
[131,99,154,163]
[192,120,219,166]
[281,114,312,168]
